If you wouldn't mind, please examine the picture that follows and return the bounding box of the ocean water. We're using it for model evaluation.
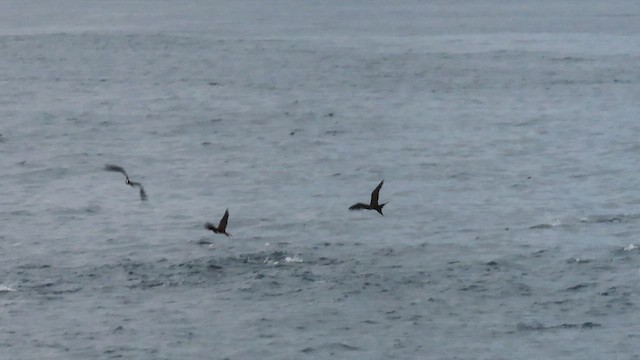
[2,1,640,359]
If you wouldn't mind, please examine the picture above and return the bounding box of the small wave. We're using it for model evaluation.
[196,238,213,245]
[530,218,564,229]
[532,213,640,229]
[516,321,545,331]
[233,251,311,266]
[549,56,593,63]
[529,223,554,229]
[623,244,638,251]
[517,321,601,331]
[284,254,304,263]
[301,342,360,353]
[0,284,16,292]
[579,215,624,224]
[566,258,593,264]
[232,251,291,265]
[565,283,594,292]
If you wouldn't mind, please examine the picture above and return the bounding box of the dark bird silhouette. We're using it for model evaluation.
[205,209,231,237]
[104,164,148,201]
[349,180,387,215]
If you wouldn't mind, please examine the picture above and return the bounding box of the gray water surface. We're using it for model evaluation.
[2,1,640,359]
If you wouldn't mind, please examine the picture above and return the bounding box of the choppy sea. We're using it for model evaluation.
[1,1,640,359]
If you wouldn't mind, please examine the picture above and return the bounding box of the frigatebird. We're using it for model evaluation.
[205,209,231,237]
[104,164,148,201]
[349,180,387,215]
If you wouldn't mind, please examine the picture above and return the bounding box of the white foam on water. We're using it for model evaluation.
[0,284,16,292]
[284,254,304,263]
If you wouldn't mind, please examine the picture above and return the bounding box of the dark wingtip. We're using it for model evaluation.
[139,188,148,201]
[104,164,124,172]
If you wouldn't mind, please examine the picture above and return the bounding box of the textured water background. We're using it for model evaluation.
[1,1,640,359]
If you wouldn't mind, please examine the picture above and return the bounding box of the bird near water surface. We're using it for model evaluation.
[205,209,232,237]
[104,164,148,201]
[349,180,387,215]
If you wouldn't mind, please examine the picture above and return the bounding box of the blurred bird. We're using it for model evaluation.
[205,209,231,237]
[104,164,148,201]
[349,180,386,215]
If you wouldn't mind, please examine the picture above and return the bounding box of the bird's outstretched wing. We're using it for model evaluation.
[370,180,384,206]
[218,209,229,231]
[127,181,147,201]
[139,187,148,201]
[204,222,217,232]
[349,203,369,210]
[104,164,128,178]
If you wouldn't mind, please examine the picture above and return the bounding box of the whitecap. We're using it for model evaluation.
[0,284,16,292]
[284,254,304,263]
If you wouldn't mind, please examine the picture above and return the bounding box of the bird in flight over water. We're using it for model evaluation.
[349,180,387,215]
[104,164,148,201]
[205,209,231,237]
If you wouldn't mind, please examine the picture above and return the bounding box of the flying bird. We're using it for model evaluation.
[349,180,387,215]
[205,209,231,237]
[104,164,148,201]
